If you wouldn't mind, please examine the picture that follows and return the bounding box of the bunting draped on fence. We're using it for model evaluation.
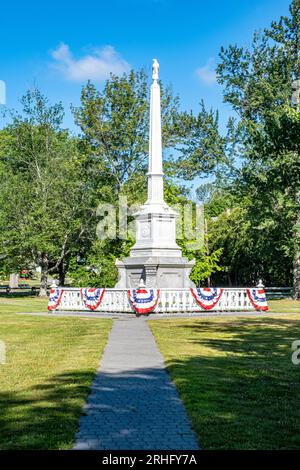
[80,288,106,311]
[190,287,224,310]
[48,288,64,311]
[128,288,160,314]
[246,288,268,311]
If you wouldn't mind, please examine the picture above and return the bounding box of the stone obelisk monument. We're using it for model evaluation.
[115,59,195,288]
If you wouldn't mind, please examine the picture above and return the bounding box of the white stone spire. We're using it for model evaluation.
[115,58,195,288]
[147,58,164,206]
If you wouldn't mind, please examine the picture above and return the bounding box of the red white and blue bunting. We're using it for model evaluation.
[190,287,224,310]
[48,288,64,311]
[246,288,268,311]
[80,288,106,311]
[128,288,160,315]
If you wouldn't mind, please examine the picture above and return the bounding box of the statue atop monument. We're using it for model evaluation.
[152,59,159,81]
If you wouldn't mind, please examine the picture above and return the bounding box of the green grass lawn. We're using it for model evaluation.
[268,299,300,313]
[0,295,299,450]
[150,313,300,450]
[0,297,112,450]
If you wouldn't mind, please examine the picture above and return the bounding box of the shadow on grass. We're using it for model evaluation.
[0,370,95,450]
[0,366,199,451]
[0,293,39,299]
[159,318,300,449]
[1,318,300,450]
[176,317,300,355]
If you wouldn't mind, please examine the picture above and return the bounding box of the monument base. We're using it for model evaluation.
[115,256,195,288]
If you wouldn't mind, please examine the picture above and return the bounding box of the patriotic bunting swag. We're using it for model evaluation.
[128,288,160,315]
[48,288,64,311]
[246,288,268,311]
[190,287,224,310]
[81,288,105,311]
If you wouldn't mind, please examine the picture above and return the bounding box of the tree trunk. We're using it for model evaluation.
[293,192,300,300]
[58,261,66,286]
[292,68,300,298]
[293,221,300,300]
[39,253,49,297]
[234,269,238,286]
[293,251,300,300]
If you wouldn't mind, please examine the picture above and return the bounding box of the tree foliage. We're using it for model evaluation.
[210,0,300,294]
[0,90,96,294]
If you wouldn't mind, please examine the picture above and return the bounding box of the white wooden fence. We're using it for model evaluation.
[54,287,255,313]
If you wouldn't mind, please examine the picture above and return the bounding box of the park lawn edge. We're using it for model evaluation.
[0,297,112,450]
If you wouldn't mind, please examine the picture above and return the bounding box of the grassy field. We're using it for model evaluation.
[150,313,300,450]
[0,295,299,450]
[268,299,300,313]
[0,297,112,450]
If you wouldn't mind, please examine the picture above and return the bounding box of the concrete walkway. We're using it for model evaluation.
[74,318,199,450]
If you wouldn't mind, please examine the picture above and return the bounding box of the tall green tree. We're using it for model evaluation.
[203,189,293,286]
[0,89,96,295]
[217,0,300,296]
[73,69,225,190]
[73,70,182,194]
[172,103,227,181]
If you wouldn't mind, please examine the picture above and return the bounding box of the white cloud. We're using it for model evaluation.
[51,43,130,82]
[196,58,217,85]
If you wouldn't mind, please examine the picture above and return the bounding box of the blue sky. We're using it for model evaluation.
[0,0,291,135]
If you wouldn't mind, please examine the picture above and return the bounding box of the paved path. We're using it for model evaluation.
[74,318,199,450]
